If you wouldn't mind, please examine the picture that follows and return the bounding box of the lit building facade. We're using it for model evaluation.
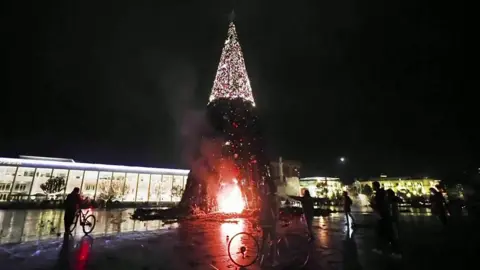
[299,177,344,199]
[354,177,441,197]
[0,156,189,203]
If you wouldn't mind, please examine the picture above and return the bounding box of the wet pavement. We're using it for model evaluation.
[0,211,478,270]
[0,209,170,244]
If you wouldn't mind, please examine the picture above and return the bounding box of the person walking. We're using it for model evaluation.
[343,191,355,226]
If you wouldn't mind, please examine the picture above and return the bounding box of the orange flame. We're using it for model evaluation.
[218,179,245,213]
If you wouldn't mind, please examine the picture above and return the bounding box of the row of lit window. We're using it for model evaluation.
[0,183,26,191]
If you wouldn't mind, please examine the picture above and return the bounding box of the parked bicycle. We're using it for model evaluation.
[227,219,310,268]
[69,208,96,235]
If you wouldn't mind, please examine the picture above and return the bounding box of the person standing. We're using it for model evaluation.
[371,182,401,258]
[386,189,400,236]
[343,191,355,226]
[430,188,448,225]
[64,187,82,234]
[289,189,314,240]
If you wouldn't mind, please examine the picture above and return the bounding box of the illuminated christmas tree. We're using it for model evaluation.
[208,21,255,106]
[178,16,274,213]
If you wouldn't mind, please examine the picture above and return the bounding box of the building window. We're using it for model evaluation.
[96,172,113,200]
[171,175,184,202]
[30,168,53,197]
[66,170,83,193]
[123,173,138,201]
[82,171,98,200]
[136,174,150,202]
[149,174,162,203]
[160,175,173,202]
[0,166,16,194]
[12,167,35,196]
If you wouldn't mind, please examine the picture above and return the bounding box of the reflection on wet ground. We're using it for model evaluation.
[0,209,174,244]
[0,210,477,270]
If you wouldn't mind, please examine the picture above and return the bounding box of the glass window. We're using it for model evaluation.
[96,172,113,200]
[30,168,53,198]
[149,174,162,203]
[113,172,126,181]
[123,173,138,201]
[11,167,35,198]
[171,175,184,202]
[52,169,69,198]
[82,171,98,200]
[66,170,83,194]
[136,174,150,202]
[160,175,173,202]
[0,166,17,200]
[111,172,126,201]
[52,169,68,179]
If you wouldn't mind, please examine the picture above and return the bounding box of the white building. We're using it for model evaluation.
[299,177,344,198]
[0,156,189,203]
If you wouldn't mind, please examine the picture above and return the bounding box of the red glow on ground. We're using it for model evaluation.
[217,179,246,213]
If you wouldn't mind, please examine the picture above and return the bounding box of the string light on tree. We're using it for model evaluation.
[208,22,255,106]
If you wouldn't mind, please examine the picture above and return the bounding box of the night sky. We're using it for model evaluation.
[1,1,468,179]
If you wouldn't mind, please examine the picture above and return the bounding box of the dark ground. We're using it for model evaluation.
[0,213,478,270]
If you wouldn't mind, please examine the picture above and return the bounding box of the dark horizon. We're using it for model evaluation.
[1,1,470,180]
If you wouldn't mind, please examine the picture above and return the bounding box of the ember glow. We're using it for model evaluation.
[218,179,246,213]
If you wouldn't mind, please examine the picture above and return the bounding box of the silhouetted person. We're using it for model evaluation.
[371,182,401,258]
[64,187,81,233]
[430,187,448,225]
[300,190,315,239]
[288,190,314,239]
[386,189,400,237]
[343,191,355,226]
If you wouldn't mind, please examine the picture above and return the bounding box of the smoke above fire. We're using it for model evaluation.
[179,111,246,212]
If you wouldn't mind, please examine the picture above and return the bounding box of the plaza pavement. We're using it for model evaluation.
[0,212,478,270]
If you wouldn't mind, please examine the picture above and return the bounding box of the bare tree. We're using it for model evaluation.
[40,177,66,198]
[97,180,129,201]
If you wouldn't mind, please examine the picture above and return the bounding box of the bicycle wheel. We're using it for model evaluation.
[228,232,260,267]
[277,233,310,269]
[82,215,96,235]
[69,215,78,234]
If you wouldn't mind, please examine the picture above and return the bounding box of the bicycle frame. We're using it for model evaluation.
[76,208,90,223]
[228,218,310,268]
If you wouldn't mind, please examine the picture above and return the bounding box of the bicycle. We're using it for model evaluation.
[69,208,96,235]
[227,219,310,268]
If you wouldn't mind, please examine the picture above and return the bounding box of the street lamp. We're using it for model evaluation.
[339,157,346,163]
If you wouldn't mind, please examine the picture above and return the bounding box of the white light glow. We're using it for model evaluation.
[0,157,189,175]
[217,179,245,214]
[208,22,256,106]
